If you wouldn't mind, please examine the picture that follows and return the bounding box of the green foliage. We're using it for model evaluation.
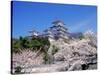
[32,39,41,47]
[78,34,84,40]
[52,45,59,55]
[43,53,50,64]
[19,36,30,48]
[43,45,58,64]
[12,39,21,53]
[12,36,50,53]
[94,45,97,48]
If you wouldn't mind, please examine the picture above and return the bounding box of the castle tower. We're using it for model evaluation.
[51,20,69,40]
[43,20,69,41]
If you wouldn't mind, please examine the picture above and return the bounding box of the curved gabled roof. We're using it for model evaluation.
[52,20,65,25]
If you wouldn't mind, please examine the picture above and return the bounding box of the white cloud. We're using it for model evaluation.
[68,14,96,32]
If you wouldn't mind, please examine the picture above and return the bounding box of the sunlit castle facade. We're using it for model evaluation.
[44,20,69,40]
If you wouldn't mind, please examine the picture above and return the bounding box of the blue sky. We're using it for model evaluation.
[12,1,97,38]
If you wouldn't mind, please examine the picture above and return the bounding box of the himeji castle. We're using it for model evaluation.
[29,20,70,40]
[44,20,69,40]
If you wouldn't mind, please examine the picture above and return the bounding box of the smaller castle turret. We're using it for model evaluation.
[28,30,39,38]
